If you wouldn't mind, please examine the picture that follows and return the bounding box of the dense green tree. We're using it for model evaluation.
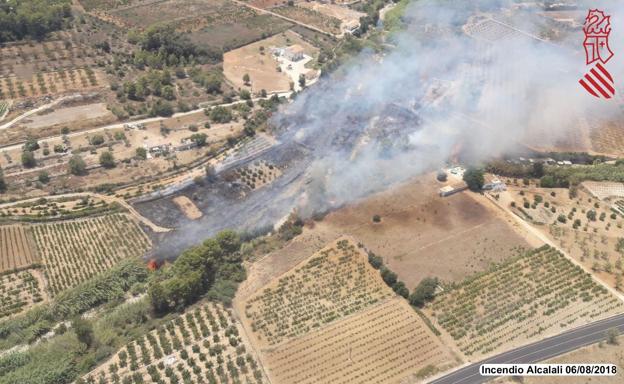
[392,281,409,299]
[136,147,147,160]
[368,252,383,269]
[0,167,5,192]
[21,151,36,168]
[0,0,72,43]
[150,100,174,117]
[162,85,176,100]
[209,106,232,124]
[72,317,94,348]
[190,133,208,147]
[463,167,484,191]
[38,171,50,184]
[99,151,115,168]
[532,162,545,178]
[380,266,397,286]
[68,155,87,175]
[23,137,40,152]
[409,277,439,307]
[606,327,619,345]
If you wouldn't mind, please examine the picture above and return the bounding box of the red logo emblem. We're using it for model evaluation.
[579,9,615,99]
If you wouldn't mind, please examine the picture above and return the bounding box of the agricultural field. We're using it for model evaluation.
[227,160,282,190]
[186,11,293,53]
[242,237,393,347]
[583,181,624,200]
[0,270,45,319]
[426,246,623,358]
[109,0,234,29]
[0,68,104,99]
[81,301,267,384]
[0,225,39,273]
[0,196,116,221]
[79,0,142,12]
[31,213,151,295]
[273,5,342,35]
[500,184,624,291]
[263,298,457,384]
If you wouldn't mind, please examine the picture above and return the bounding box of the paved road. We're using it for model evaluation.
[429,313,624,384]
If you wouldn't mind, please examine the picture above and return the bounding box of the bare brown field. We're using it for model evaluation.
[298,2,365,26]
[223,30,318,92]
[300,175,536,289]
[0,225,38,273]
[264,298,458,384]
[249,0,292,8]
[273,5,342,35]
[172,196,203,220]
[21,103,113,129]
[186,12,293,53]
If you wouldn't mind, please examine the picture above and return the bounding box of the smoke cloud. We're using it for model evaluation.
[270,0,624,214]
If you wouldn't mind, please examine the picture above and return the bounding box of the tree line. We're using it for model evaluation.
[0,0,72,43]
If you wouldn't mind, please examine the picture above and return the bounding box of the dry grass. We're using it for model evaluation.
[172,196,203,220]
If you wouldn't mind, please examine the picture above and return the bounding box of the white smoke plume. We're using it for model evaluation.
[273,0,624,212]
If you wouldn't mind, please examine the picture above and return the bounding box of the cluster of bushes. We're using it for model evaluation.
[0,259,148,348]
[367,252,409,298]
[128,25,222,69]
[149,230,246,313]
[116,70,175,102]
[487,158,624,188]
[0,0,72,43]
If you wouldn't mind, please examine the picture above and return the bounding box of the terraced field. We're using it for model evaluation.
[427,246,623,358]
[31,213,151,295]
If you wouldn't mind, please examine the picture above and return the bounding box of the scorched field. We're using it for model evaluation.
[31,213,151,295]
